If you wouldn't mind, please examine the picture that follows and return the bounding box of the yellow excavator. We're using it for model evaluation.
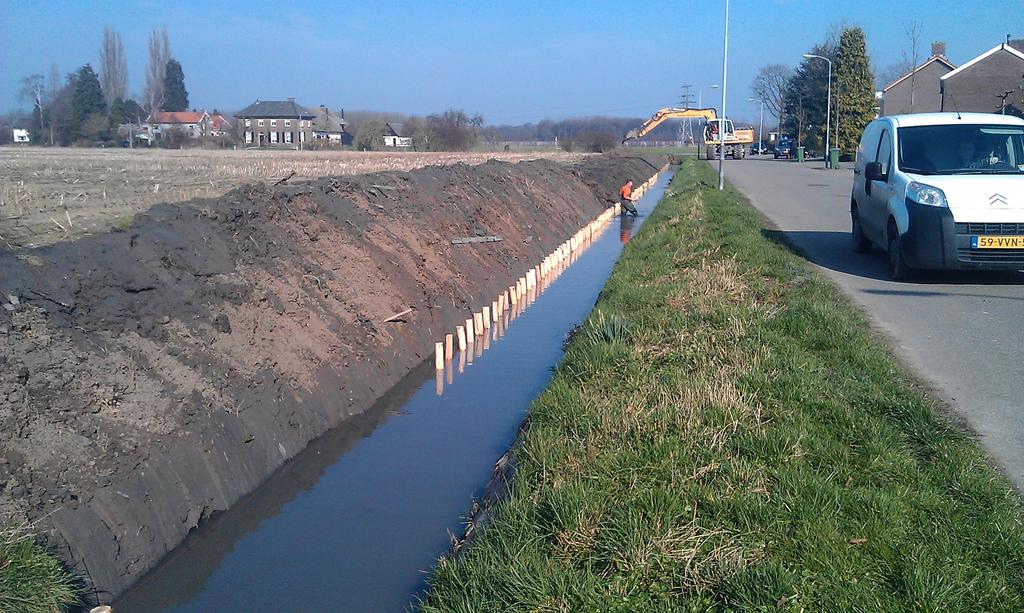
[623,107,755,160]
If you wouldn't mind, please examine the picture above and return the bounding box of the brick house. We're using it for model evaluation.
[235,99,316,147]
[941,40,1024,114]
[145,111,231,141]
[881,42,956,116]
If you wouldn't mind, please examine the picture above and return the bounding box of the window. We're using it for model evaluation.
[285,131,293,143]
[270,119,278,127]
[300,131,306,142]
[285,119,291,127]
[898,124,1024,175]
[258,119,265,127]
[244,119,251,127]
[270,131,279,143]
[876,130,892,177]
[245,131,253,143]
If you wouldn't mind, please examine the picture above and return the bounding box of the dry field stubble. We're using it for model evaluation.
[0,147,589,248]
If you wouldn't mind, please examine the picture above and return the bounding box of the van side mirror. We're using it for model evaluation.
[865,162,884,182]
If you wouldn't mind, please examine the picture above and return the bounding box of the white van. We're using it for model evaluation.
[850,112,1024,279]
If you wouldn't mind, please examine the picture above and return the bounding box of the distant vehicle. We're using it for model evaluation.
[751,141,770,155]
[774,139,794,159]
[850,112,1024,279]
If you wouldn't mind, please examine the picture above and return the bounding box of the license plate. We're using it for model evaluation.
[971,235,1024,249]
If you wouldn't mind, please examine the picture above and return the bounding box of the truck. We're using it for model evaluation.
[623,108,756,159]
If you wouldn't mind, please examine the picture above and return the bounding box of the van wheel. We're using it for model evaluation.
[887,221,914,280]
[851,209,871,253]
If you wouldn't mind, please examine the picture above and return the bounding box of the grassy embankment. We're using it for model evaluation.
[422,159,1024,611]
[0,524,78,612]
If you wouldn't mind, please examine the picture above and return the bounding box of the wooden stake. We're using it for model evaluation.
[435,342,444,370]
[491,300,499,321]
[465,318,475,343]
[474,312,484,334]
[457,325,467,350]
[445,333,454,359]
[482,307,491,328]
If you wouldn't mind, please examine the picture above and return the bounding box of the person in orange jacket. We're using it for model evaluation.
[619,180,638,216]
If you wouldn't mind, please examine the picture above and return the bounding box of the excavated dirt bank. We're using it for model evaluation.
[0,152,665,601]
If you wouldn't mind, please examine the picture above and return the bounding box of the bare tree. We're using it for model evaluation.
[903,21,922,112]
[751,64,792,127]
[100,25,128,104]
[144,28,171,114]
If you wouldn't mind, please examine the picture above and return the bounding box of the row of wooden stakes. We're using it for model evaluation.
[433,166,666,372]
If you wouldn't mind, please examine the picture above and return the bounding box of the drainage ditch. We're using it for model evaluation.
[115,170,673,612]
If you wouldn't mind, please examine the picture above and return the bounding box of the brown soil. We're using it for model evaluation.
[0,152,666,602]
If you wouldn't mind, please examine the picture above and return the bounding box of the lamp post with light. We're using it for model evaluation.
[803,53,832,167]
[749,97,764,155]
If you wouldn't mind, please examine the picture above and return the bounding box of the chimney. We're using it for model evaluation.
[931,41,946,57]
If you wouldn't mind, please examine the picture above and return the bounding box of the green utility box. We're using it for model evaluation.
[797,146,805,163]
[829,148,840,169]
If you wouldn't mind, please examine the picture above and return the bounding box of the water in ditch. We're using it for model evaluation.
[116,170,672,612]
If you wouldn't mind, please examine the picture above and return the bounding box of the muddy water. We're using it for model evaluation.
[116,172,672,612]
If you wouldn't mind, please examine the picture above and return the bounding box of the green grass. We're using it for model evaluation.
[420,159,1024,611]
[0,524,79,613]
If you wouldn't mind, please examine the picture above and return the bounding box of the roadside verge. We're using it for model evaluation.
[421,158,1024,611]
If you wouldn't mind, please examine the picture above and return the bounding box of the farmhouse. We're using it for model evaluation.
[941,39,1024,114]
[384,122,413,148]
[145,111,231,141]
[309,105,352,145]
[12,128,31,143]
[235,99,316,147]
[881,42,956,116]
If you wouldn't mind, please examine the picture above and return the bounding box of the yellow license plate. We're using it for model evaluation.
[972,235,1024,249]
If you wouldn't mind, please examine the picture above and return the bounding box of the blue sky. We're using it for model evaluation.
[1,0,1019,124]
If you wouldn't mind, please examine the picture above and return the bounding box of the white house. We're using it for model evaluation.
[383,122,413,148]
[12,128,30,143]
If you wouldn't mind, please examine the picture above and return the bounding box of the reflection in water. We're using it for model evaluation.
[619,214,637,244]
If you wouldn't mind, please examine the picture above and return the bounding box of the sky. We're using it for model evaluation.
[1,0,1021,125]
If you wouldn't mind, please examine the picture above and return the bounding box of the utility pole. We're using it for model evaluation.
[719,0,729,190]
[680,84,696,146]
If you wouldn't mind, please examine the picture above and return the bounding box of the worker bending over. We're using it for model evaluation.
[619,180,638,216]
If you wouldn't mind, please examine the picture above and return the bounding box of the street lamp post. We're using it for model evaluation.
[719,0,729,190]
[749,97,764,155]
[803,53,832,167]
[699,84,719,109]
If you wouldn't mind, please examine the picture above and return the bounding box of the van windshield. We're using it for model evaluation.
[898,124,1024,175]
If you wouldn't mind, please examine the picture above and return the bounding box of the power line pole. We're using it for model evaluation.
[679,84,695,146]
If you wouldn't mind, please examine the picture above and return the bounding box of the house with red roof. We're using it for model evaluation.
[145,110,232,142]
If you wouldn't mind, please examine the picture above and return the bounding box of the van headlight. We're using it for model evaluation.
[907,182,947,208]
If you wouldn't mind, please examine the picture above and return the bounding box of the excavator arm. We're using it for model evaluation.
[623,107,718,142]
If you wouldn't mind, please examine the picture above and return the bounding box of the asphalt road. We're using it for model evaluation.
[726,157,1024,490]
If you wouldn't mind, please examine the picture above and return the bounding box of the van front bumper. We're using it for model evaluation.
[902,199,1024,270]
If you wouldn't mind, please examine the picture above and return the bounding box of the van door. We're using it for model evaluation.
[854,122,879,234]
[866,127,895,240]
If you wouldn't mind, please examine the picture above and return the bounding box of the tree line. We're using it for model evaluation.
[16,26,189,146]
[751,25,877,154]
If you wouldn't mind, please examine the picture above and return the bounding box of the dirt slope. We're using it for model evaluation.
[0,153,665,600]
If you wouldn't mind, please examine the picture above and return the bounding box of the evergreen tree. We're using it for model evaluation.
[70,64,107,142]
[833,27,876,152]
[161,59,188,112]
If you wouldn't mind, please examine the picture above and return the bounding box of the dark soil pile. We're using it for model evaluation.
[0,152,665,601]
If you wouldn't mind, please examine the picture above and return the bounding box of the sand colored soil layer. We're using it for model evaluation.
[0,153,665,600]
